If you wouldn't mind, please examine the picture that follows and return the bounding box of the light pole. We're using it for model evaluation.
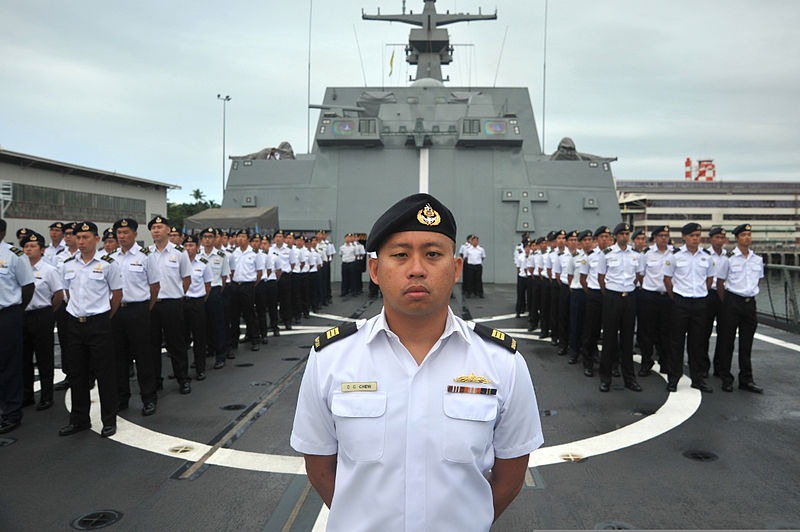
[217,94,231,197]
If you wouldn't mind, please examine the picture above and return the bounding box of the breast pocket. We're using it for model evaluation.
[442,393,498,463]
[331,392,387,462]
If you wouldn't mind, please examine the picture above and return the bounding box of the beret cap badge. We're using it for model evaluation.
[417,204,441,227]
[82,224,90,231]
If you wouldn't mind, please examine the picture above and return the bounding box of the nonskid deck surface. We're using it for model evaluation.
[3,284,799,531]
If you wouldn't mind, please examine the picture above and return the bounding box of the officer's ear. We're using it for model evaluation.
[368,255,379,285]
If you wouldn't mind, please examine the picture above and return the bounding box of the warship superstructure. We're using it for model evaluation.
[222,0,621,282]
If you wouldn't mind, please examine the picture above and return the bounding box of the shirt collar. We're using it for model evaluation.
[365,306,472,348]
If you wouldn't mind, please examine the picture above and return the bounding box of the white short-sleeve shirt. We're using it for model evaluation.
[0,242,35,308]
[63,251,123,317]
[185,255,213,298]
[663,245,713,298]
[597,243,641,292]
[715,247,763,298]
[291,308,543,532]
[111,243,161,303]
[27,259,63,311]
[149,242,192,299]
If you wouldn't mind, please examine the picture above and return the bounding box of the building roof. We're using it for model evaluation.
[617,180,800,194]
[0,148,179,190]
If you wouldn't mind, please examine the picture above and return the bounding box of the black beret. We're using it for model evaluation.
[0,219,6,232]
[577,230,593,241]
[546,231,557,242]
[183,234,199,244]
[613,222,630,235]
[555,230,567,238]
[147,215,168,230]
[566,230,579,238]
[295,233,305,241]
[21,232,45,247]
[651,225,670,238]
[102,228,117,241]
[593,225,611,238]
[632,229,645,240]
[169,226,181,234]
[365,193,457,253]
[63,222,77,233]
[16,227,31,239]
[681,222,702,235]
[250,233,262,241]
[200,226,216,237]
[113,218,138,231]
[237,229,250,237]
[76,221,98,235]
[733,223,752,236]
[709,226,726,237]
[273,230,284,238]
[535,237,545,245]
[49,222,64,230]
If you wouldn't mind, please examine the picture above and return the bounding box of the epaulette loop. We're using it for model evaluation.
[603,248,612,254]
[199,257,208,264]
[175,245,185,252]
[101,255,114,263]
[473,323,517,354]
[313,322,358,352]
[9,246,23,256]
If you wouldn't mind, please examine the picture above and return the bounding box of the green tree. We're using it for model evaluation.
[191,188,206,203]
[167,190,220,229]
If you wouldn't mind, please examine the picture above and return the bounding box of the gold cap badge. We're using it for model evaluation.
[121,220,128,226]
[417,203,441,226]
[81,224,90,231]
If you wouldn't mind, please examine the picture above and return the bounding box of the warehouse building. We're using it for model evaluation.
[0,148,177,241]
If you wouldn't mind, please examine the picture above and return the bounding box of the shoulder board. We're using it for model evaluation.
[199,257,208,264]
[572,251,579,257]
[641,248,649,254]
[473,323,517,353]
[217,251,225,257]
[175,245,185,252]
[56,248,65,255]
[140,247,151,256]
[726,250,735,257]
[557,251,564,256]
[101,254,114,263]
[672,248,681,254]
[64,256,76,263]
[9,246,23,256]
[313,322,358,352]
[603,248,612,254]
[702,248,711,255]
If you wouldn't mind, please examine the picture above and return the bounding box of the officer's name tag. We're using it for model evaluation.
[341,382,377,392]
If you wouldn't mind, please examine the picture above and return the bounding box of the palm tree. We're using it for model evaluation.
[191,189,206,203]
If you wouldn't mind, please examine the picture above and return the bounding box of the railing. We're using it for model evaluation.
[757,264,800,331]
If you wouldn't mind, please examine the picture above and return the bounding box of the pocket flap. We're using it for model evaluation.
[331,392,387,418]
[443,393,497,422]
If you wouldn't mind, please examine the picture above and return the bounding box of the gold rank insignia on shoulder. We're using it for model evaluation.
[313,321,359,352]
[454,372,491,384]
[416,203,441,226]
[447,385,497,395]
[473,323,517,353]
[342,382,377,392]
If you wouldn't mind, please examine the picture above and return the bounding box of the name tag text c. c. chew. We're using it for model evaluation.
[341,382,378,392]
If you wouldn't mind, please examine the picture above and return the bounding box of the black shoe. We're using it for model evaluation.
[251,343,260,352]
[59,423,90,436]
[599,382,610,392]
[129,364,135,378]
[611,368,621,378]
[190,362,196,369]
[179,382,192,395]
[196,372,206,381]
[54,380,70,391]
[262,336,269,344]
[0,419,21,434]
[739,381,764,394]
[285,324,292,331]
[36,400,54,411]
[567,357,578,365]
[638,368,652,377]
[721,382,733,393]
[100,425,117,438]
[584,368,594,377]
[527,325,534,332]
[539,333,549,340]
[303,313,310,319]
[167,374,176,380]
[625,381,643,392]
[557,347,568,356]
[157,381,164,391]
[272,328,280,337]
[691,381,714,393]
[226,352,236,359]
[659,365,669,375]
[702,371,709,378]
[116,402,129,413]
[667,382,678,392]
[550,338,558,346]
[213,360,225,370]
[142,402,157,416]
[294,318,301,325]
[515,313,521,319]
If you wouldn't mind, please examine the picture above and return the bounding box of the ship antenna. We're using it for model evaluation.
[493,25,509,87]
[542,0,549,153]
[353,25,369,87]
[307,0,313,153]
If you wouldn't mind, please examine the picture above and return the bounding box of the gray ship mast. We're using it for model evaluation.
[362,0,496,82]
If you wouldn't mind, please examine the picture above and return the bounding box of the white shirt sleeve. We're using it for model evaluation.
[493,353,544,459]
[290,349,339,455]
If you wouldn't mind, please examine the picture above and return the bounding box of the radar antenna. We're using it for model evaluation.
[362,0,496,82]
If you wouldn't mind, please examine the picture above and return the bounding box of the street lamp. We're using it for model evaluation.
[217,94,231,197]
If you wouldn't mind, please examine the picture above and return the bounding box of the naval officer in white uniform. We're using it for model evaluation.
[291,193,543,532]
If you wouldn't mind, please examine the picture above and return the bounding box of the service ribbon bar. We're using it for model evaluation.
[446,385,497,395]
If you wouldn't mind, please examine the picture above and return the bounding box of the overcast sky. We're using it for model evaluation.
[2,0,798,203]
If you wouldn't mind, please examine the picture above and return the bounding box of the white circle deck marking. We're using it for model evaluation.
[52,312,800,473]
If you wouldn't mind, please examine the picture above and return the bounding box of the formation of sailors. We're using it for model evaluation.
[0,216,338,437]
[513,222,765,395]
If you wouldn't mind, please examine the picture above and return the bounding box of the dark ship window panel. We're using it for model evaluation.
[435,96,447,103]
[333,121,356,135]
[583,197,598,209]
[316,119,384,147]
[407,96,419,104]
[484,121,507,135]
[359,119,377,134]
[457,119,522,147]
[232,161,239,170]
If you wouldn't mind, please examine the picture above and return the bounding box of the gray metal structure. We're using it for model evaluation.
[222,0,621,283]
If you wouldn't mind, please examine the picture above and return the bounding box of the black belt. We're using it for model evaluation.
[26,306,53,313]
[68,311,110,323]
[0,304,22,313]
[156,297,183,302]
[120,300,148,307]
[234,281,255,286]
[186,296,206,300]
[727,291,755,303]
[675,294,707,300]
[643,289,668,296]
[606,289,633,297]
